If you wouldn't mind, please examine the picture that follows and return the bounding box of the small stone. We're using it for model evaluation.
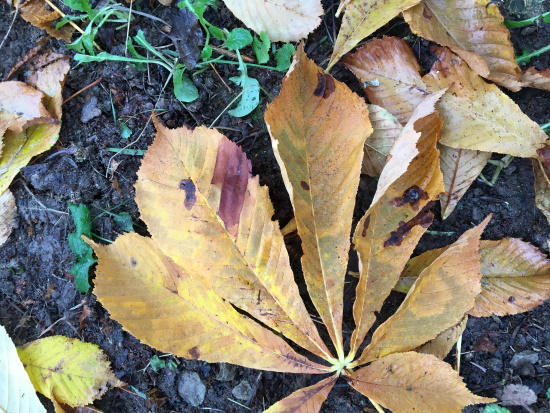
[80,96,102,123]
[520,26,537,36]
[178,371,206,407]
[518,362,536,377]
[232,380,253,401]
[215,363,237,382]
[510,350,539,368]
[487,358,503,373]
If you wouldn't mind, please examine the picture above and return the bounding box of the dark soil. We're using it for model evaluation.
[1,1,550,412]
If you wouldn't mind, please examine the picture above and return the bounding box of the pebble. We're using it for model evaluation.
[510,350,539,368]
[177,371,206,407]
[215,363,237,382]
[80,96,102,123]
[520,26,537,36]
[231,380,253,401]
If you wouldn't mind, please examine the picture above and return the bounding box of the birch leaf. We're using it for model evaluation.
[0,325,46,413]
[349,352,495,413]
[89,234,329,374]
[403,0,522,91]
[327,0,422,71]
[221,0,323,42]
[135,117,331,361]
[17,336,123,407]
[348,92,445,360]
[264,376,336,413]
[359,216,489,364]
[416,316,468,360]
[363,104,403,177]
[265,45,372,358]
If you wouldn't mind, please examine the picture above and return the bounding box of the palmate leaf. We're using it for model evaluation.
[263,376,337,413]
[416,315,468,360]
[265,45,372,359]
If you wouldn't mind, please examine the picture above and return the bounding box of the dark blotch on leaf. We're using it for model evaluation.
[179,178,197,210]
[384,201,435,247]
[130,257,138,267]
[390,185,429,211]
[508,296,515,303]
[301,181,310,191]
[361,215,371,237]
[188,346,200,359]
[313,72,336,99]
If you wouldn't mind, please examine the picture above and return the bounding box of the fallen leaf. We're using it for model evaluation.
[221,0,323,42]
[17,336,123,407]
[403,0,522,91]
[168,8,203,70]
[0,190,16,246]
[18,0,74,42]
[0,325,47,413]
[327,0,421,71]
[358,216,489,364]
[264,376,336,413]
[520,67,550,90]
[500,384,537,407]
[533,159,550,226]
[362,104,403,177]
[265,44,372,358]
[348,92,445,361]
[349,352,495,413]
[417,315,468,359]
[471,335,498,353]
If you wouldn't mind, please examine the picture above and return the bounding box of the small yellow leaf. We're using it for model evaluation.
[0,325,46,413]
[18,0,74,42]
[90,233,329,374]
[349,352,495,413]
[349,92,445,360]
[403,0,522,91]
[16,336,123,407]
[533,159,550,226]
[0,190,16,246]
[416,315,468,360]
[221,0,323,42]
[358,216,489,364]
[520,67,550,91]
[265,45,372,358]
[264,375,336,413]
[327,0,422,71]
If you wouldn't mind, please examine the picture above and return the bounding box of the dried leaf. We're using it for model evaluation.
[359,216,489,364]
[89,234,329,374]
[264,376,336,413]
[501,384,537,406]
[221,0,323,42]
[168,8,203,70]
[327,0,422,71]
[363,104,403,177]
[19,0,74,42]
[134,117,331,360]
[397,239,550,317]
[403,0,522,91]
[520,67,550,90]
[348,92,445,360]
[17,336,123,407]
[0,190,16,246]
[533,159,550,226]
[349,352,495,412]
[416,315,467,359]
[0,325,47,413]
[439,146,491,219]
[265,45,372,358]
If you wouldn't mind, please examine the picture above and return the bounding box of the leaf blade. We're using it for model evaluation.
[264,375,336,413]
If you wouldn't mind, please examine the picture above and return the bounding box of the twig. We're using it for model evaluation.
[210,45,254,63]
[38,316,66,338]
[20,181,69,215]
[62,76,104,105]
[0,4,19,51]
[210,63,231,91]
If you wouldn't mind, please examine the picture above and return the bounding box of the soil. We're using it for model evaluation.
[1,1,550,412]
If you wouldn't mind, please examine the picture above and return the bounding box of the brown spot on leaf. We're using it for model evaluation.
[211,138,252,237]
[390,185,429,211]
[384,201,435,247]
[301,181,310,190]
[508,296,515,303]
[179,178,197,210]
[130,257,137,268]
[361,215,371,237]
[422,5,432,19]
[313,72,336,99]
[188,346,200,359]
[537,143,550,169]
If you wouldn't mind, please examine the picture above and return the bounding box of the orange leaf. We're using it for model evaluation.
[19,0,74,42]
[349,352,495,413]
[348,92,445,360]
[403,0,522,91]
[265,45,372,358]
[89,233,329,374]
[264,376,336,413]
[357,216,489,364]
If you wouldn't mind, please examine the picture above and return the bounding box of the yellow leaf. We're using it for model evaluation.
[265,45,372,358]
[358,216,489,364]
[348,92,445,361]
[439,146,491,219]
[533,159,550,226]
[363,104,403,177]
[89,233,329,374]
[0,325,46,413]
[520,67,550,91]
[135,117,331,361]
[403,0,522,91]
[349,352,495,413]
[0,190,16,246]
[416,315,468,359]
[221,0,323,42]
[397,238,550,317]
[16,336,123,407]
[18,0,74,42]
[0,56,70,195]
[327,0,421,71]
[264,376,336,413]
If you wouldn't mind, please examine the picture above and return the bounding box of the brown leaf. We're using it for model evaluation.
[264,376,336,413]
[471,335,498,353]
[19,0,74,42]
[520,67,550,90]
[348,92,445,360]
[533,159,550,226]
[417,315,468,359]
[349,352,495,413]
[358,216,489,364]
[265,45,372,359]
[403,0,522,91]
